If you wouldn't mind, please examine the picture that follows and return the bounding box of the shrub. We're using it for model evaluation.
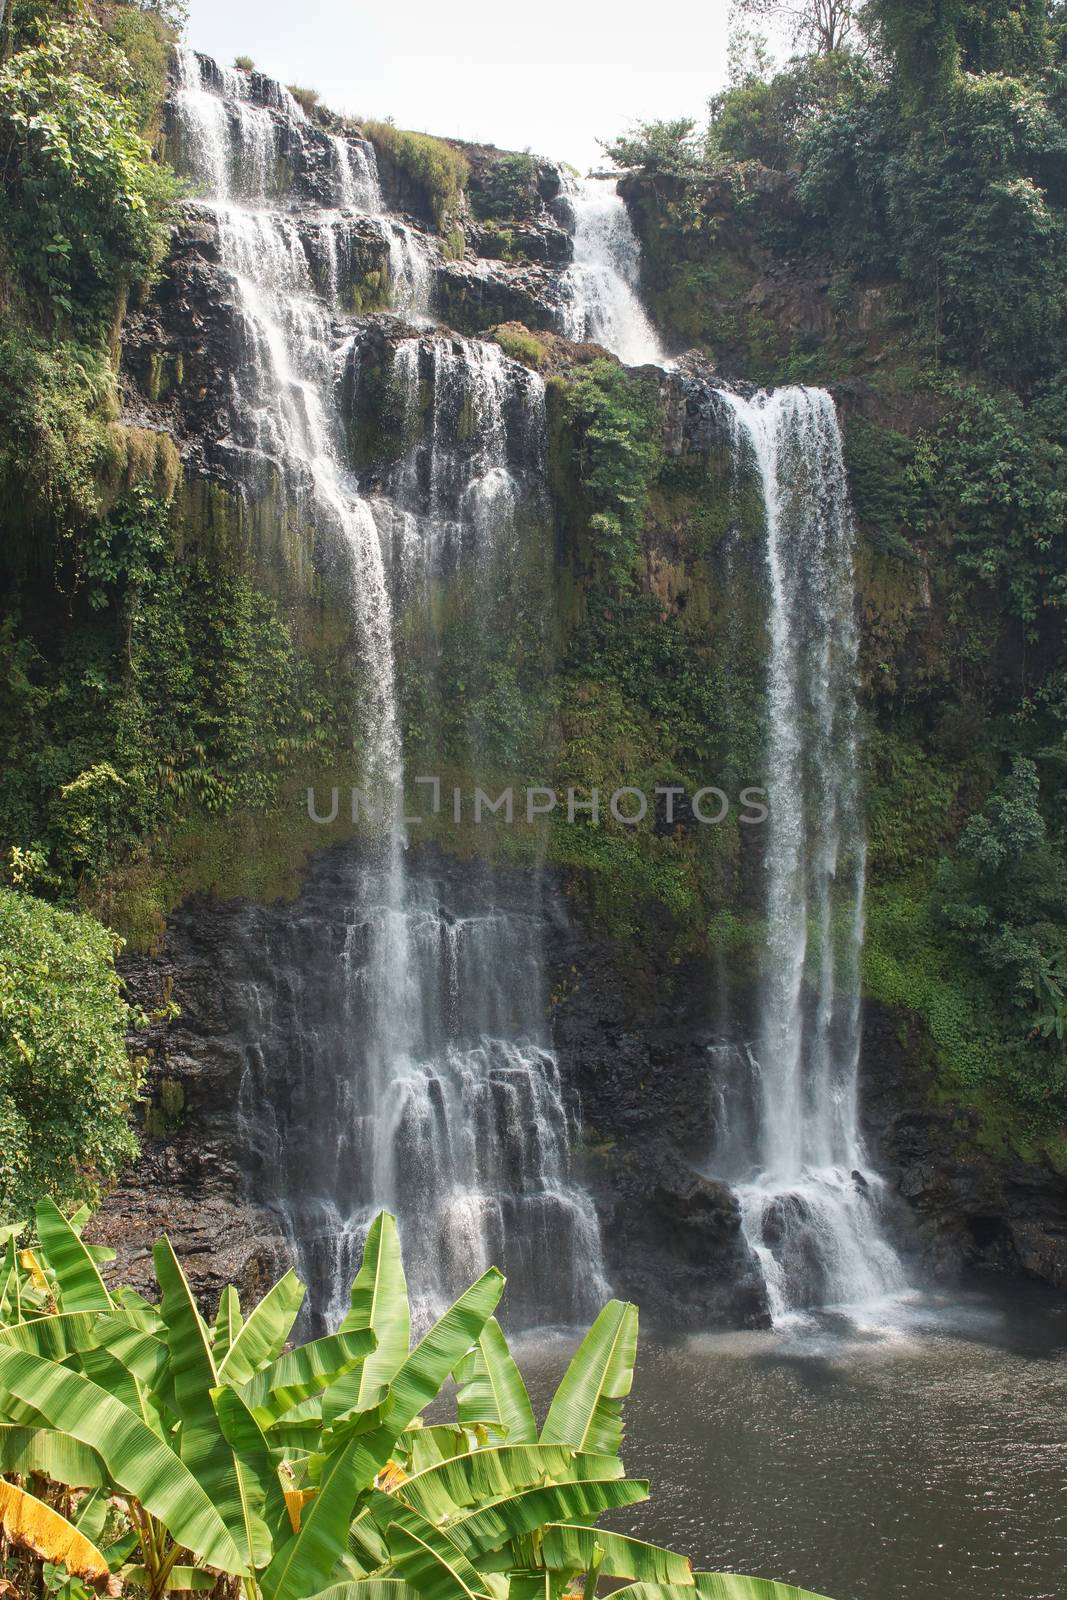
[0,19,178,330]
[0,887,141,1218]
[364,120,469,223]
[233,53,255,71]
[287,83,320,116]
[492,321,548,369]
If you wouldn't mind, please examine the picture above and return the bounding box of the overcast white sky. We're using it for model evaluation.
[185,0,734,171]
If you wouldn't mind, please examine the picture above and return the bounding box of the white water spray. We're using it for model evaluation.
[559,175,666,366]
[717,387,905,1322]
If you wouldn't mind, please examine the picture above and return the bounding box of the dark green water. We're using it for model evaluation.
[513,1285,1067,1600]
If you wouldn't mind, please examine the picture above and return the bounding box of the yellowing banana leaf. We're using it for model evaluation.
[0,1478,109,1580]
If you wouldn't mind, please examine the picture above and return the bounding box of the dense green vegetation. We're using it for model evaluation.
[0,894,141,1217]
[606,0,1067,1154]
[363,120,470,224]
[0,1202,833,1600]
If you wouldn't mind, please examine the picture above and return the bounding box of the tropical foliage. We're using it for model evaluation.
[0,890,142,1219]
[0,1204,835,1600]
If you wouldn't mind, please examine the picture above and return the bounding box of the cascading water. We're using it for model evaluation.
[558,175,666,366]
[714,388,905,1321]
[170,48,605,1327]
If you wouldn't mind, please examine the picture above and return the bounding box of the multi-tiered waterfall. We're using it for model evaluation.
[171,49,606,1327]
[714,389,905,1321]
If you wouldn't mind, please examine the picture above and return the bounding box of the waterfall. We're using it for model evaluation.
[558,175,666,366]
[170,48,606,1327]
[716,388,905,1322]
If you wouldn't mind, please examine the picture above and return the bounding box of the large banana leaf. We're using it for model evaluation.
[35,1197,113,1312]
[0,1310,106,1360]
[539,1301,637,1456]
[341,1212,411,1408]
[454,1318,536,1445]
[0,1305,165,1384]
[218,1269,306,1388]
[383,1269,505,1436]
[539,1526,693,1585]
[213,1384,291,1560]
[261,1271,505,1600]
[396,1446,623,1524]
[0,1478,109,1580]
[155,1236,262,1571]
[443,1479,649,1563]
[0,1344,246,1573]
[611,1581,834,1600]
[386,1518,492,1600]
[242,1328,377,1423]
[0,1422,105,1487]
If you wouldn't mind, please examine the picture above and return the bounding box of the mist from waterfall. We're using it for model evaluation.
[558,175,666,366]
[715,388,905,1322]
[171,47,606,1328]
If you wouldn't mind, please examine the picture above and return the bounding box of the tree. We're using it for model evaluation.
[730,0,865,56]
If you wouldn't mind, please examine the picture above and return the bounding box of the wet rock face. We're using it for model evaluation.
[92,841,1067,1317]
[860,1003,1067,1292]
[92,843,769,1327]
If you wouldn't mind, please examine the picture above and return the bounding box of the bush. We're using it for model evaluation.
[287,83,320,116]
[492,321,548,369]
[0,886,141,1218]
[0,18,178,330]
[364,120,469,223]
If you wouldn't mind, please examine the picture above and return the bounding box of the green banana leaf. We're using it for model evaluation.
[0,1422,106,1487]
[121,1565,218,1591]
[214,1284,244,1359]
[539,1301,637,1456]
[386,1517,491,1600]
[35,1197,113,1312]
[454,1318,536,1445]
[305,1584,424,1600]
[383,1269,505,1436]
[341,1213,411,1408]
[397,1446,623,1524]
[243,1328,378,1423]
[155,1235,262,1571]
[539,1525,694,1585]
[0,1344,246,1574]
[444,1479,649,1562]
[217,1269,306,1388]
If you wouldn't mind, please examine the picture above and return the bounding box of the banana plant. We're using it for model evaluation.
[0,1199,838,1600]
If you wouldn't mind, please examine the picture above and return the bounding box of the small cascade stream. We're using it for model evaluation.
[171,48,606,1327]
[558,175,666,365]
